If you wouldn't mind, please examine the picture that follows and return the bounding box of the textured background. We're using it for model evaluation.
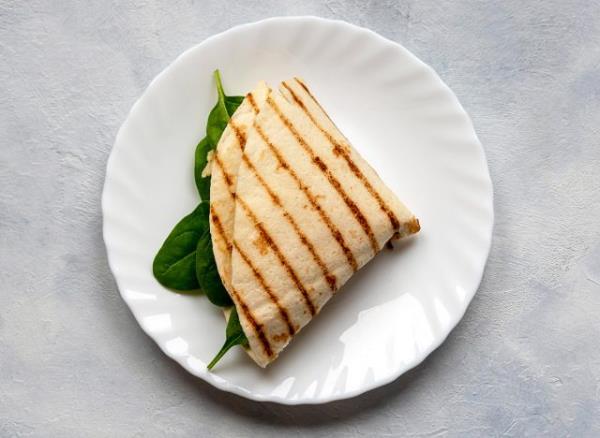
[1,0,599,436]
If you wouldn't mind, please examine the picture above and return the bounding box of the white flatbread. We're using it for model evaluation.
[211,78,419,367]
[209,82,269,292]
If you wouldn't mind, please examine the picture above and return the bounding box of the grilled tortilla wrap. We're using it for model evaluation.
[209,82,270,292]
[211,79,419,367]
[209,82,270,365]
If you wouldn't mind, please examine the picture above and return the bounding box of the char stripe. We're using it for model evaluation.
[214,153,233,188]
[209,207,273,357]
[229,286,273,358]
[228,119,246,149]
[233,239,297,335]
[212,152,297,335]
[267,95,380,255]
[253,122,359,272]
[210,207,232,252]
[294,77,312,98]
[236,196,317,316]
[285,79,400,231]
[229,118,336,290]
[240,153,337,291]
[247,92,258,114]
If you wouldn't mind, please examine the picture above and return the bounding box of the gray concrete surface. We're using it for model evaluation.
[1,1,599,436]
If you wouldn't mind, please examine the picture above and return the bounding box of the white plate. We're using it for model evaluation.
[102,16,493,404]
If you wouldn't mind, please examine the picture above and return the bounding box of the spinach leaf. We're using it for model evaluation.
[154,70,249,369]
[195,227,233,307]
[224,95,244,116]
[207,307,248,370]
[194,136,211,201]
[194,72,244,200]
[206,70,231,149]
[152,203,209,291]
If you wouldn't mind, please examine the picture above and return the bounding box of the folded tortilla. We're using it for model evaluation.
[209,81,270,292]
[210,78,419,367]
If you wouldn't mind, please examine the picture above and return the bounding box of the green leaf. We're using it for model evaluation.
[154,70,250,368]
[206,70,231,149]
[194,72,244,200]
[152,203,209,291]
[195,227,233,307]
[224,95,244,116]
[207,307,248,370]
[194,137,211,201]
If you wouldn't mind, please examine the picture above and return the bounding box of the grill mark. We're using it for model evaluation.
[254,123,359,272]
[236,196,317,316]
[228,119,246,148]
[213,153,233,189]
[233,239,297,335]
[210,205,233,253]
[295,77,312,98]
[212,156,297,335]
[229,286,273,358]
[286,79,400,231]
[246,92,258,114]
[228,116,337,291]
[294,78,330,121]
[267,95,380,255]
[209,208,273,357]
[240,153,337,292]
